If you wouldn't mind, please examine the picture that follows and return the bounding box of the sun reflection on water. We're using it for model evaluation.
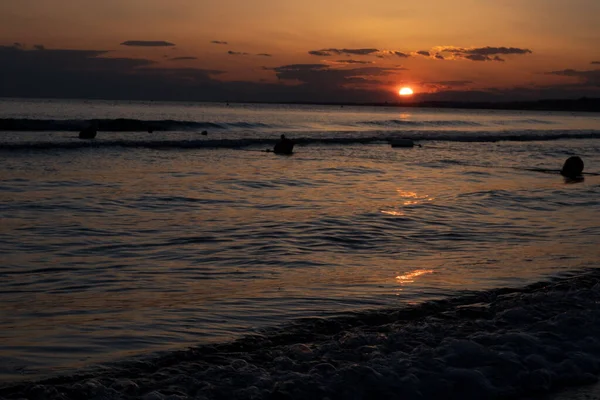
[397,190,434,205]
[396,269,434,283]
[380,210,405,216]
[381,190,434,216]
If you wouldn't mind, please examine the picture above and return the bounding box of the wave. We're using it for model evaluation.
[2,268,600,399]
[0,117,559,132]
[493,119,556,125]
[358,119,483,127]
[0,118,272,132]
[1,130,600,151]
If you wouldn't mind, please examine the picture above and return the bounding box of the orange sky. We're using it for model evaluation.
[0,0,599,102]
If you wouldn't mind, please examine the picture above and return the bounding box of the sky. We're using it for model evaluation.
[0,0,599,103]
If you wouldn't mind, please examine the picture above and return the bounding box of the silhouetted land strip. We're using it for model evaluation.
[265,97,600,113]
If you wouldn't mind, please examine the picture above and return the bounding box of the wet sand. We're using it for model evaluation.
[3,269,600,399]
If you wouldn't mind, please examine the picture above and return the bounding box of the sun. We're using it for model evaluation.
[399,87,414,96]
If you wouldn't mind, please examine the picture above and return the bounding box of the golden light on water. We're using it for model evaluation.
[397,190,434,205]
[380,210,405,216]
[396,269,434,283]
[381,190,434,216]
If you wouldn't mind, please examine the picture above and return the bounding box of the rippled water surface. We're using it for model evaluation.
[1,99,600,381]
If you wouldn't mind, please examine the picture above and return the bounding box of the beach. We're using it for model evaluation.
[3,270,600,399]
[1,98,600,398]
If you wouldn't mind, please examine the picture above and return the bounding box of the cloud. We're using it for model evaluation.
[309,47,416,59]
[333,60,374,64]
[228,50,249,56]
[169,57,198,61]
[34,44,45,51]
[592,61,600,65]
[0,46,229,100]
[462,47,532,56]
[257,53,272,57]
[545,68,600,86]
[211,40,228,45]
[120,40,175,47]
[1,45,596,104]
[273,63,406,89]
[308,48,379,56]
[373,50,410,58]
[433,46,531,62]
[426,80,473,87]
[308,50,332,56]
[392,51,409,58]
[416,51,430,57]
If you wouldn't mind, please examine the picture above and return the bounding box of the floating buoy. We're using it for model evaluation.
[561,156,584,178]
[78,126,97,139]
[389,138,415,148]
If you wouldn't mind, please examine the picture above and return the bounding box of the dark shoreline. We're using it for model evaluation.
[254,97,600,113]
[2,96,599,113]
[3,268,600,399]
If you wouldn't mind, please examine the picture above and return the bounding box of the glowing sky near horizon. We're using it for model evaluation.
[0,0,598,102]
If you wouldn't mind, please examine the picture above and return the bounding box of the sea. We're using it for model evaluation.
[1,98,600,398]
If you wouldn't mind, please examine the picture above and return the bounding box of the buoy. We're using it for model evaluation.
[79,126,97,139]
[390,138,414,148]
[561,156,584,178]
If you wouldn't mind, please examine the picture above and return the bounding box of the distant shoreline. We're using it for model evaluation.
[2,96,599,113]
[253,97,600,113]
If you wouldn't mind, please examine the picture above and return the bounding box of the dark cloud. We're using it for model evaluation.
[308,48,379,56]
[120,40,175,47]
[592,61,600,65]
[467,46,532,56]
[228,50,249,56]
[309,50,332,56]
[545,69,600,86]
[257,53,272,57]
[436,46,531,62]
[0,47,401,102]
[273,63,405,89]
[0,46,228,100]
[435,54,445,60]
[416,51,430,57]
[334,60,373,64]
[169,57,198,61]
[211,40,228,45]
[427,80,473,87]
[392,51,409,58]
[2,45,597,103]
[34,44,45,51]
[465,54,505,62]
[13,42,23,48]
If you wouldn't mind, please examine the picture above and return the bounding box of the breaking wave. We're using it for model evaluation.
[0,118,272,132]
[0,117,560,132]
[358,119,483,127]
[1,130,600,151]
[2,269,600,399]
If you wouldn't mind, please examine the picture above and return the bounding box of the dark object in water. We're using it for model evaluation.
[78,126,97,139]
[201,130,208,135]
[273,134,294,155]
[561,156,584,178]
[390,138,415,148]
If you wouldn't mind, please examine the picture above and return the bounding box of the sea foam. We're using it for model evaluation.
[2,269,600,399]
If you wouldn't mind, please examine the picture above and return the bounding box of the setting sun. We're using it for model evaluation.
[399,87,414,96]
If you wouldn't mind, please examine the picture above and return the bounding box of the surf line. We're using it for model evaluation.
[463,163,600,176]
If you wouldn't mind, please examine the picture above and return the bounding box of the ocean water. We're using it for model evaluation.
[1,98,600,389]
